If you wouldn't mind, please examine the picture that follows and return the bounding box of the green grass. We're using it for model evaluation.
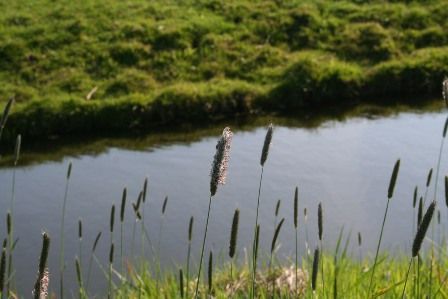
[1,0,448,141]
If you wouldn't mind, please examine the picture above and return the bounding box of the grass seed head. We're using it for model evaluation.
[413,186,418,208]
[120,188,127,223]
[162,196,168,215]
[318,203,323,241]
[426,168,433,188]
[188,216,194,242]
[412,201,436,257]
[388,159,400,199]
[229,209,240,258]
[110,205,115,233]
[271,218,285,253]
[275,199,281,217]
[294,187,298,228]
[210,127,233,196]
[260,123,273,166]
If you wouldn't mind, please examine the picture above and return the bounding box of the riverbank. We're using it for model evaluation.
[1,0,448,142]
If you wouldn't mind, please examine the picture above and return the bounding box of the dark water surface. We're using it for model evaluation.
[1,111,448,296]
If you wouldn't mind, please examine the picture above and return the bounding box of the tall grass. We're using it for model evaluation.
[194,127,233,299]
[251,123,273,298]
[367,159,400,296]
[229,209,239,280]
[59,162,72,299]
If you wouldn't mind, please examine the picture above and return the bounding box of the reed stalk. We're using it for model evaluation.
[86,232,102,291]
[401,200,436,298]
[229,209,239,280]
[269,218,284,298]
[78,219,83,267]
[368,159,400,297]
[186,216,193,299]
[318,202,324,296]
[194,127,232,299]
[293,187,299,297]
[251,123,273,298]
[108,243,114,299]
[120,188,126,274]
[59,162,72,299]
[6,134,20,296]
[141,178,148,262]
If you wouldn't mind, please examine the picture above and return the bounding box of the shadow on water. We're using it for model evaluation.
[0,100,443,167]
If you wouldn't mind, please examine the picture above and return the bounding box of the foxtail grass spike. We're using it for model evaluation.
[110,205,115,233]
[275,199,281,217]
[443,116,448,138]
[188,216,194,242]
[0,97,14,135]
[358,232,362,247]
[210,127,233,196]
[445,176,448,207]
[142,178,148,203]
[33,232,50,299]
[312,248,319,291]
[294,187,298,228]
[412,201,436,257]
[318,203,323,241]
[120,188,126,223]
[92,232,102,252]
[179,268,184,298]
[14,134,21,165]
[67,162,72,180]
[388,159,400,199]
[208,251,213,293]
[443,78,448,107]
[136,192,142,211]
[271,218,285,253]
[229,209,240,258]
[260,123,273,166]
[109,243,114,264]
[418,197,423,228]
[6,213,11,236]
[413,186,418,208]
[162,196,168,214]
[426,168,433,187]
[78,219,82,240]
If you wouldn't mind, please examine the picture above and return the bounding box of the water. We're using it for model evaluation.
[1,111,447,296]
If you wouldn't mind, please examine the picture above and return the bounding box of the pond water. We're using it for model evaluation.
[1,110,448,296]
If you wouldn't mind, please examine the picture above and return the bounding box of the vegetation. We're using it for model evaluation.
[1,0,448,141]
[1,95,448,297]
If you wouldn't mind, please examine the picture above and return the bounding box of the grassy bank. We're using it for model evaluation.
[1,0,448,141]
